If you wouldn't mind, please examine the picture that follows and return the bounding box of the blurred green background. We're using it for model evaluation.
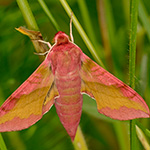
[0,0,149,150]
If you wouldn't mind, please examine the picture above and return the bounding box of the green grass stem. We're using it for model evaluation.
[129,0,139,149]
[38,0,60,31]
[16,0,39,30]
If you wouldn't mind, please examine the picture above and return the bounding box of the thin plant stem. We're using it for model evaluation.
[129,0,139,88]
[38,0,60,31]
[16,0,39,30]
[129,0,139,150]
[130,120,136,150]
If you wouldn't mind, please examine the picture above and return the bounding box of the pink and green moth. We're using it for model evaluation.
[0,21,149,141]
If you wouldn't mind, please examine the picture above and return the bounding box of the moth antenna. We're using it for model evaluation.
[34,51,49,56]
[70,12,74,43]
[37,40,52,49]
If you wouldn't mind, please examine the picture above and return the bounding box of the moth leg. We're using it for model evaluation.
[34,51,49,56]
[70,12,74,43]
[34,40,52,55]
[38,40,52,50]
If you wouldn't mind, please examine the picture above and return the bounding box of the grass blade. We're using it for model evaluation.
[38,0,60,31]
[136,125,150,150]
[73,126,88,150]
[0,134,7,150]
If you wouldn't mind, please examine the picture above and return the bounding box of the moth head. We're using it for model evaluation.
[54,31,69,45]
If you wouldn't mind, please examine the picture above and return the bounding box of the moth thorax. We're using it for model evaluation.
[54,31,69,45]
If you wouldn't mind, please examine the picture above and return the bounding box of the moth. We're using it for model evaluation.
[0,21,149,141]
